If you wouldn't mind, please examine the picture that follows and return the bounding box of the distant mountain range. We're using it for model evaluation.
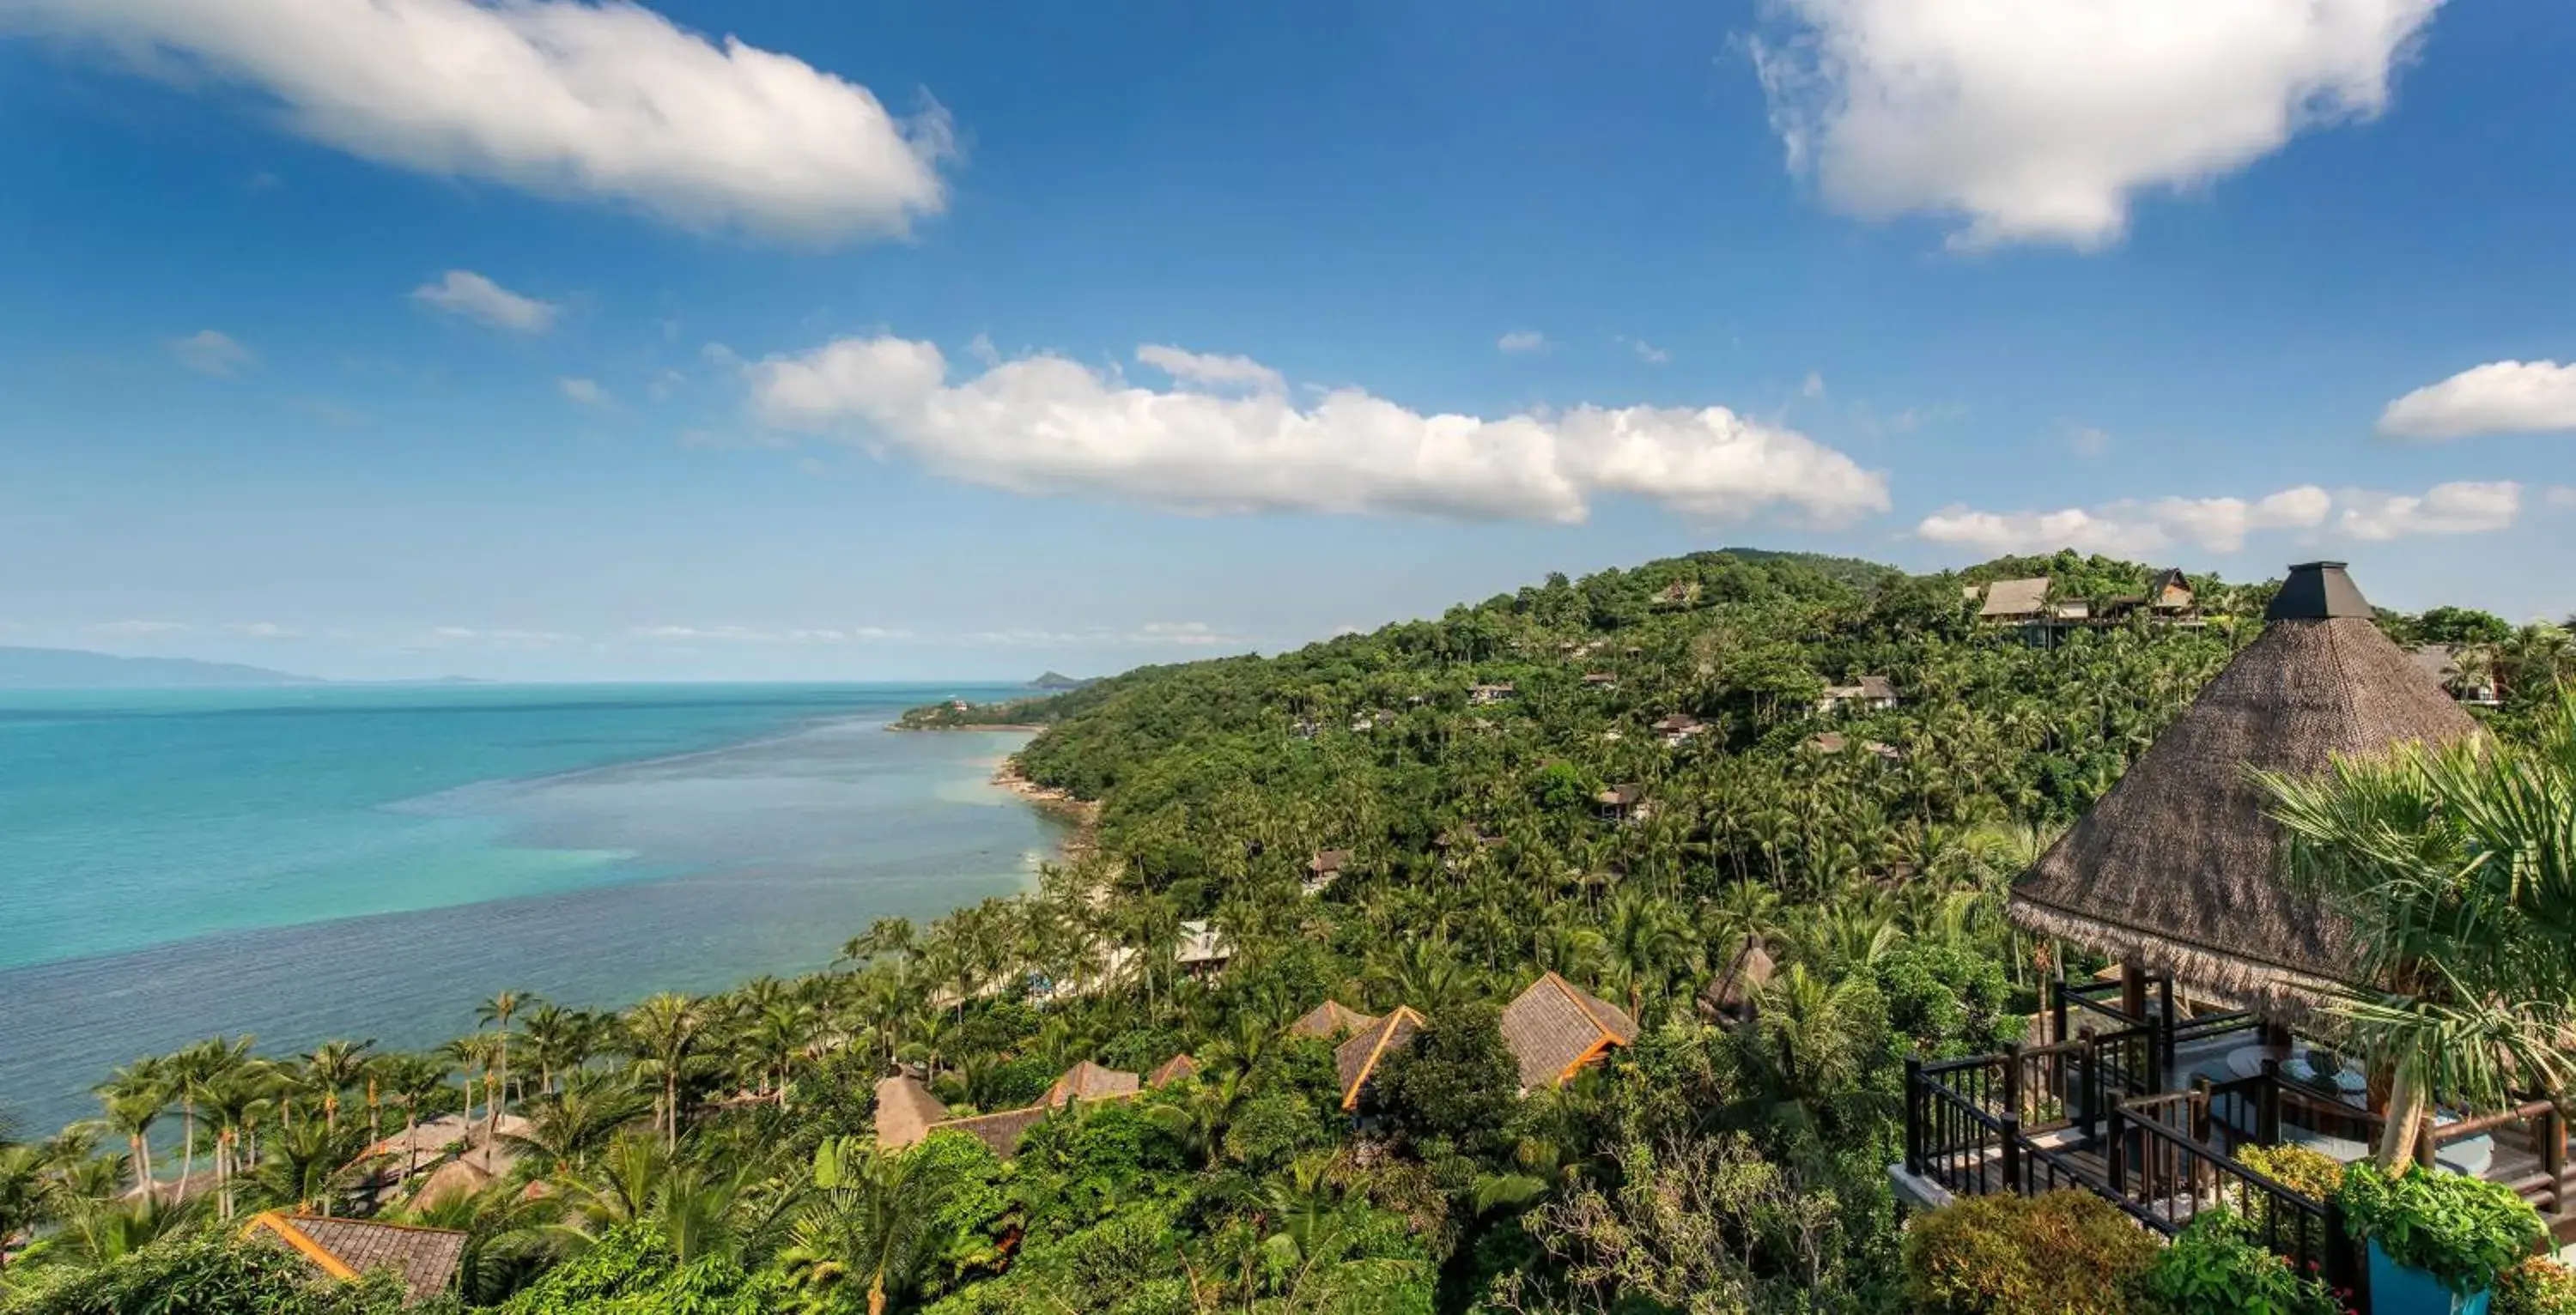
[0,646,320,689]
[1030,671,1093,690]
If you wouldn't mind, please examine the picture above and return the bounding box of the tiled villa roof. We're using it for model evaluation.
[1499,973,1637,1090]
[247,1213,466,1302]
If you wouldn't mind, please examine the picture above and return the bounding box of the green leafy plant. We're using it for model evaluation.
[1904,1190,2160,1315]
[2336,1162,2547,1296]
[2141,1209,2347,1315]
[2497,1258,2576,1315]
[2233,1144,2344,1203]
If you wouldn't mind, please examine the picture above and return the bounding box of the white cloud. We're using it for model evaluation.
[1916,483,2331,555]
[231,621,301,639]
[1497,330,1548,355]
[631,624,909,644]
[2336,481,2521,540]
[648,370,684,402]
[1134,344,1285,394]
[1801,371,1826,399]
[745,335,1890,526]
[2376,360,2576,440]
[1919,482,2522,555]
[1754,0,2440,250]
[2069,426,2112,458]
[430,626,568,647]
[1132,621,1246,646]
[1619,336,1672,365]
[559,377,611,408]
[170,330,254,377]
[6,0,954,242]
[88,620,191,636]
[2548,486,2576,510]
[411,270,558,334]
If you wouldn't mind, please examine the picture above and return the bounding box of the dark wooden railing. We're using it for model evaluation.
[2427,1099,2569,1215]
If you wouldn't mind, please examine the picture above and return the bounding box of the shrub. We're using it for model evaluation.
[2234,1144,2344,1202]
[2497,1258,2576,1315]
[2337,1162,2548,1297]
[2141,1209,2346,1315]
[1904,1190,2160,1315]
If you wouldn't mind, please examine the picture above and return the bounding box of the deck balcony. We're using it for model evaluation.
[1894,974,2574,1289]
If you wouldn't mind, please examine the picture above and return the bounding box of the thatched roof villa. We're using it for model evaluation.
[1500,973,1637,1091]
[246,1212,468,1303]
[1334,1007,1425,1111]
[2007,561,2482,1015]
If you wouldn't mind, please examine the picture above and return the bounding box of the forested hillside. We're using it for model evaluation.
[9,548,2566,1315]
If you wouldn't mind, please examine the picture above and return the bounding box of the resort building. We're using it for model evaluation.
[1303,849,1352,895]
[1815,675,1899,714]
[1701,936,1776,1025]
[246,1212,467,1303]
[1467,682,1518,706]
[1977,577,2051,624]
[1176,918,1233,975]
[2409,644,2503,706]
[1899,562,2572,1277]
[1593,784,1646,823]
[877,1054,1195,1158]
[1652,714,1707,747]
[1499,973,1637,1093]
[1334,1006,1426,1112]
[1291,999,1379,1039]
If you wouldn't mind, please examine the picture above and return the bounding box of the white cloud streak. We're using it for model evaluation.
[745,335,1891,526]
[2336,481,2522,540]
[559,376,611,408]
[3,0,954,241]
[632,624,911,644]
[2377,360,2576,440]
[1133,344,1285,395]
[170,330,254,377]
[410,270,558,333]
[1497,330,1548,355]
[1918,481,2523,555]
[1754,0,2441,250]
[88,620,191,636]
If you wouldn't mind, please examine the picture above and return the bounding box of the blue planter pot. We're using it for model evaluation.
[2368,1240,2492,1315]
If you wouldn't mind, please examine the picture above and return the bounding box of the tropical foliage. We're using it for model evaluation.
[3,548,2561,1312]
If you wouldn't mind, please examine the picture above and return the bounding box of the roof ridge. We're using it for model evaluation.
[1340,1006,1422,1110]
[1543,972,1616,1039]
[246,1214,360,1282]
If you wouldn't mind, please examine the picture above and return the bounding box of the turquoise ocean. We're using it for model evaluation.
[0,683,1059,1134]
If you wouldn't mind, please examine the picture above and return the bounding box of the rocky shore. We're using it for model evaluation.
[992,756,1100,860]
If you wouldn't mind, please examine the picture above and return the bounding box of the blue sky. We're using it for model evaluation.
[1,0,2569,682]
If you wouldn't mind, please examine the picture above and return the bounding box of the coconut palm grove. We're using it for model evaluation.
[3,548,2573,1314]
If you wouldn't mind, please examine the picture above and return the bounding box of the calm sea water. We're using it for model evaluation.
[0,683,1058,1134]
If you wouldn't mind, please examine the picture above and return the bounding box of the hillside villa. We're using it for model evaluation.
[1897,562,2573,1285]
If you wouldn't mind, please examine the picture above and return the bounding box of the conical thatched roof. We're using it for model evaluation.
[1703,936,1777,1015]
[2008,563,2482,1013]
[874,1075,950,1150]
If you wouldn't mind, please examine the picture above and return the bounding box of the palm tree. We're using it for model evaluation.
[784,1137,949,1315]
[519,1003,585,1098]
[91,1058,169,1203]
[2259,688,2576,1170]
[624,993,707,1152]
[300,1038,376,1136]
[1600,889,1692,1021]
[0,1144,62,1274]
[501,1075,651,1176]
[477,991,528,1136]
[375,1053,454,1181]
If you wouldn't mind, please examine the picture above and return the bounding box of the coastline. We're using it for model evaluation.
[992,754,1100,862]
[890,722,1049,732]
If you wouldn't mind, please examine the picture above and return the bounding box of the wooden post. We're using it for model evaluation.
[2002,1041,2025,1122]
[2541,1104,2566,1215]
[2107,1102,2129,1197]
[2001,1112,2024,1194]
[2079,1028,2102,1149]
[1905,1057,1923,1177]
[2190,1076,2214,1145]
[2050,979,2069,1051]
[2259,1060,2283,1147]
[2121,961,2149,1023]
[2157,975,2177,1081]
